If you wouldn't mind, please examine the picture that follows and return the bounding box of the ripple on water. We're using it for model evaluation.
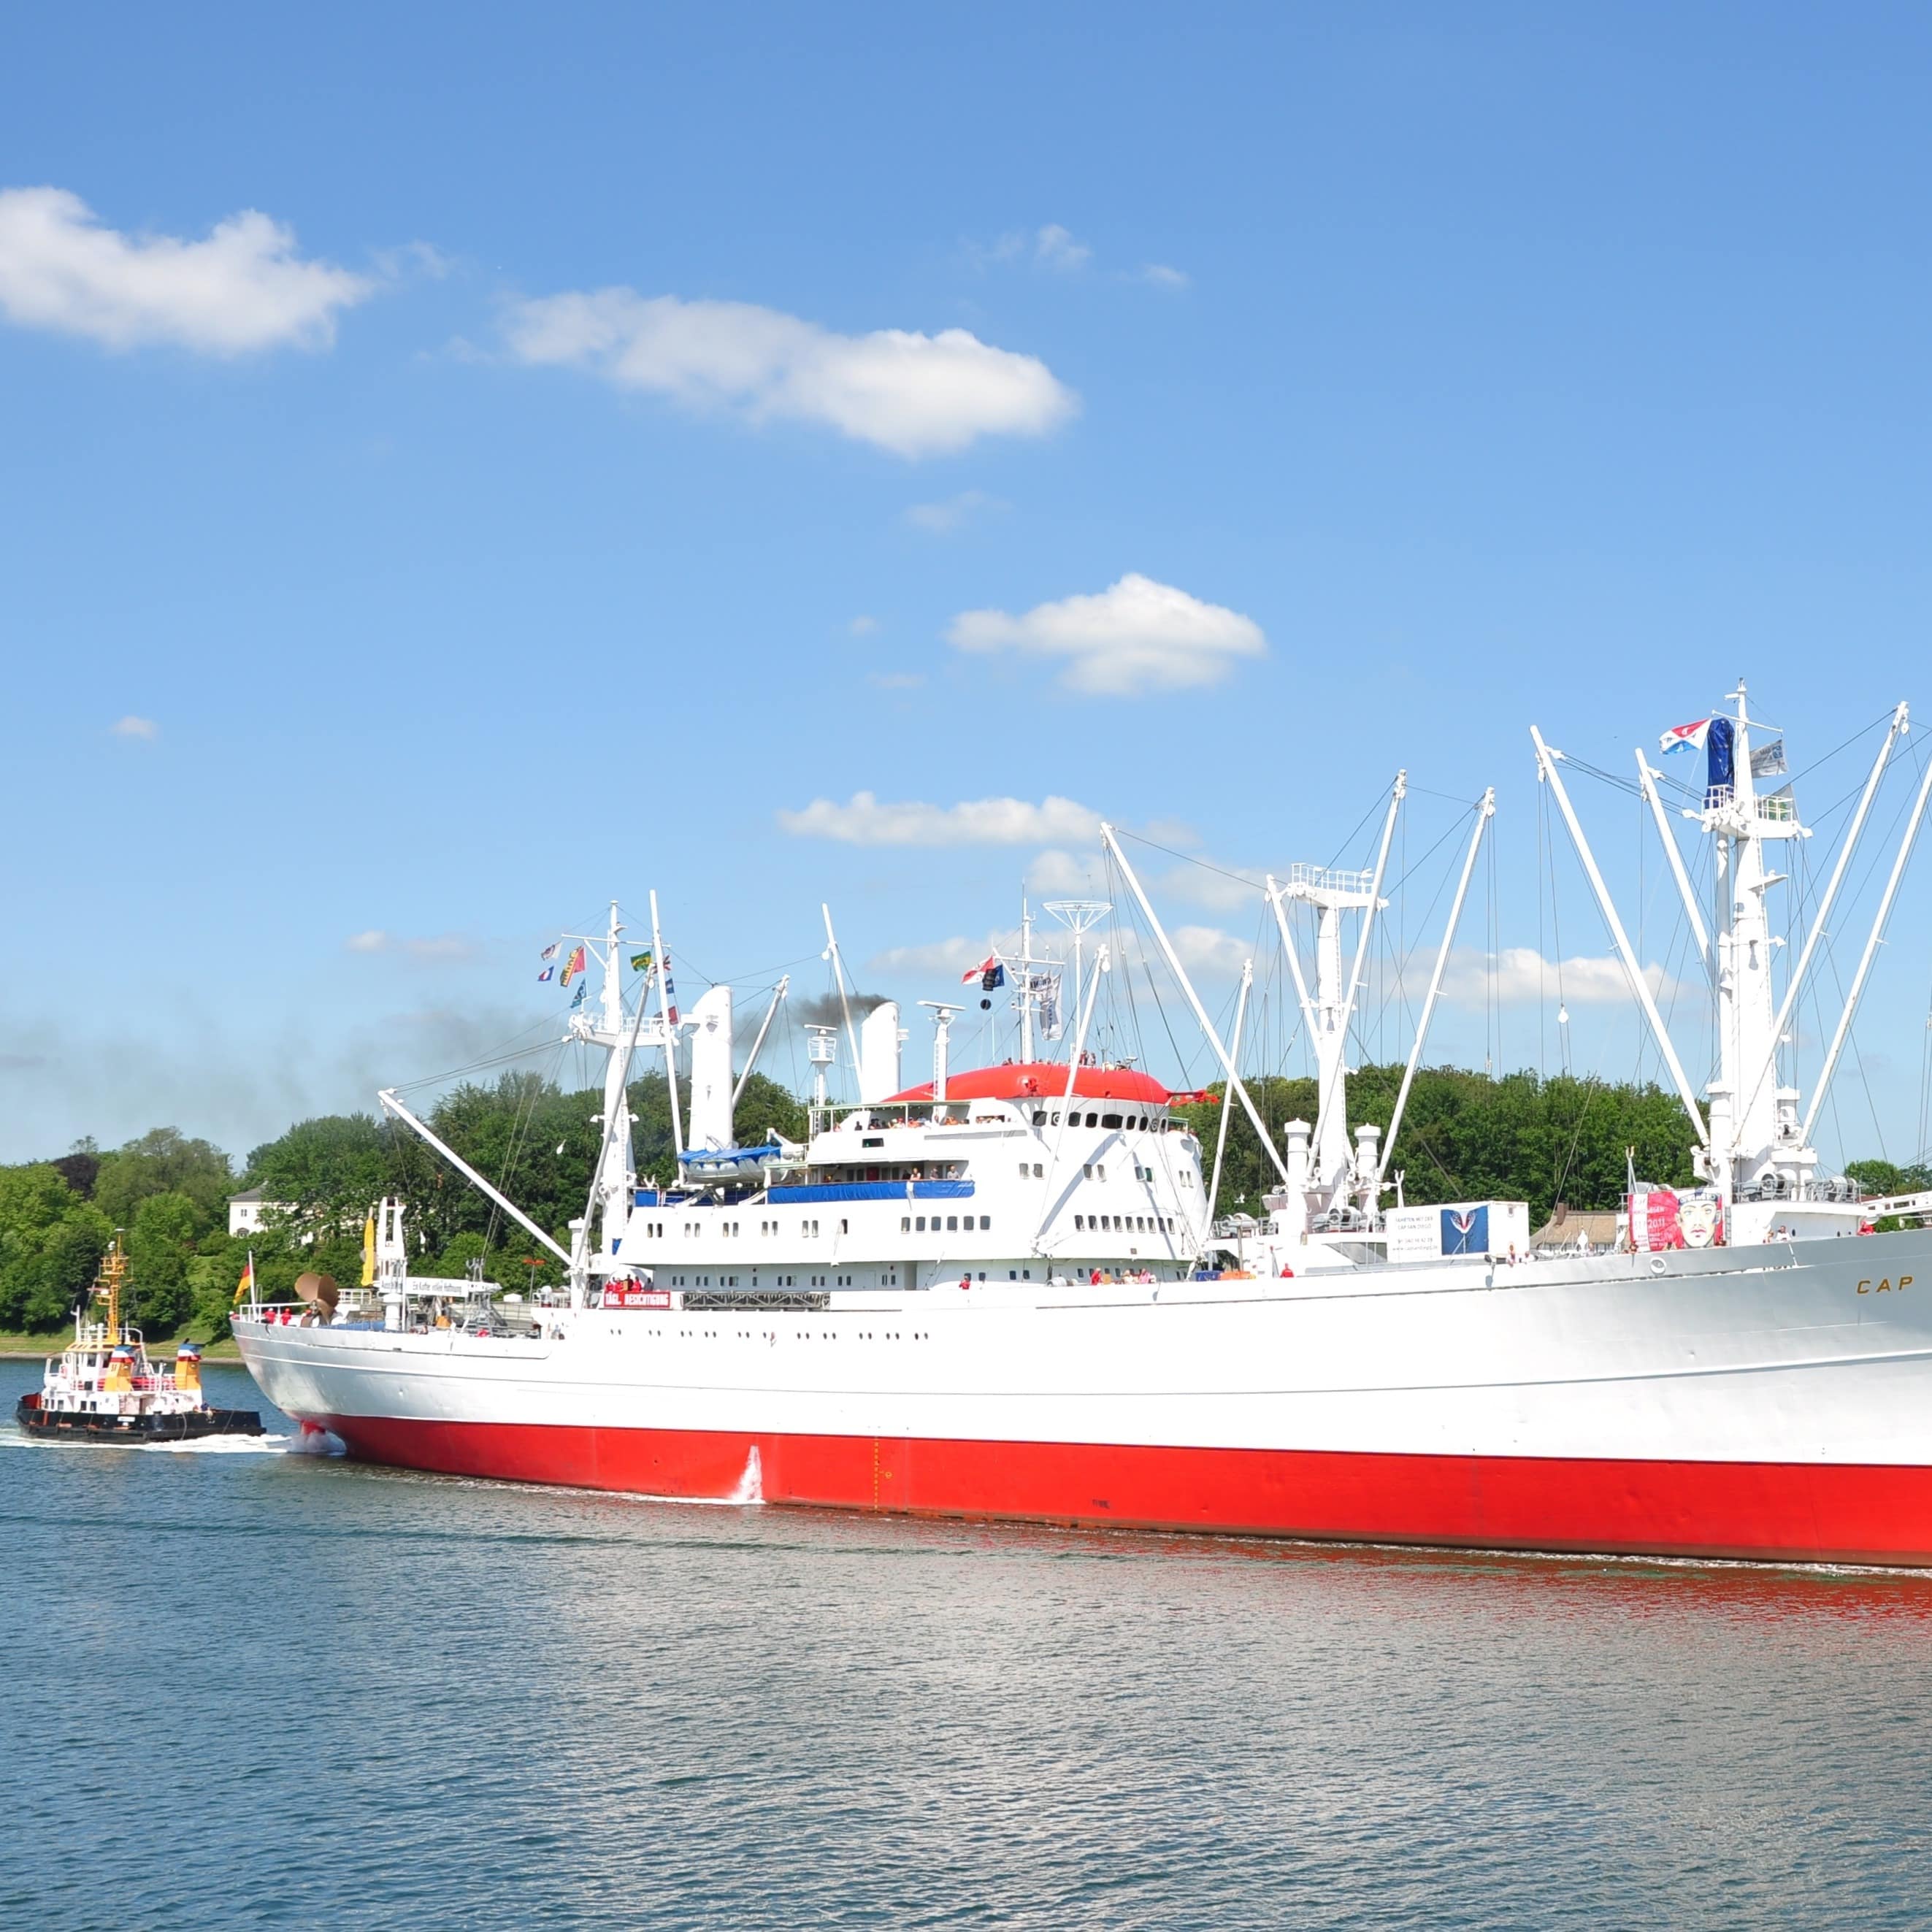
[3,1357,1931,1931]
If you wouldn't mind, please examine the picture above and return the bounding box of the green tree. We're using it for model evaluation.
[247,1113,391,1226]
[126,1191,204,1336]
[733,1073,808,1151]
[1177,1064,1700,1227]
[94,1128,234,1227]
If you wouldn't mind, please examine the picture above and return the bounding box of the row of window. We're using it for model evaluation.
[663,1270,896,1289]
[1027,1110,1171,1132]
[899,1214,992,1233]
[673,1218,851,1239]
[1075,1213,1174,1235]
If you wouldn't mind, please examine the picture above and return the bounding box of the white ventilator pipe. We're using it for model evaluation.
[1531,728,1711,1149]
[1103,825,1293,1187]
[1379,791,1495,1181]
[1207,959,1253,1219]
[1634,751,1709,967]
[1803,745,1932,1142]
[378,1089,570,1266]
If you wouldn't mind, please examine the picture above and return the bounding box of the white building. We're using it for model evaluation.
[227,1188,290,1238]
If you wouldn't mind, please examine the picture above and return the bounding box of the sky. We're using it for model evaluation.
[4,3,1932,1171]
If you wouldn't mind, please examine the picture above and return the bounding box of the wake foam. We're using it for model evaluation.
[725,1444,765,1505]
[142,1433,297,1455]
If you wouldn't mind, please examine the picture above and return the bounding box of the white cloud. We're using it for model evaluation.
[0,186,372,353]
[1026,848,1106,896]
[848,614,880,636]
[1035,223,1092,271]
[1158,860,1266,913]
[1441,947,1687,1008]
[777,791,1103,846]
[501,288,1077,459]
[404,935,477,962]
[1171,925,1250,976]
[948,573,1267,697]
[344,931,475,962]
[110,714,157,740]
[868,937,985,975]
[1139,263,1190,290]
[904,488,1007,534]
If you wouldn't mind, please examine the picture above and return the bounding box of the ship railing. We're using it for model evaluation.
[1283,861,1376,897]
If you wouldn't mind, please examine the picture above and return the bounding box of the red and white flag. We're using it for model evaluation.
[1660,718,1711,757]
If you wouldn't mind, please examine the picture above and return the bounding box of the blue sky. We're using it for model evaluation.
[4,4,1932,1169]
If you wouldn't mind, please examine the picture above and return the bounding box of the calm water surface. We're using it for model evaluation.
[5,1357,1932,1930]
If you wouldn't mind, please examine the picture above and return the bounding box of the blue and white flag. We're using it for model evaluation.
[537,965,555,983]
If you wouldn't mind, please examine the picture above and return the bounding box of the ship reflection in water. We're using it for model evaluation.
[4,1360,1930,1931]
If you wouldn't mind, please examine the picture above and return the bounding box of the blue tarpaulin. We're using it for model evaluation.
[1708,715,1735,792]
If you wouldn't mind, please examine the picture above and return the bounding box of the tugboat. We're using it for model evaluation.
[15,1239,263,1442]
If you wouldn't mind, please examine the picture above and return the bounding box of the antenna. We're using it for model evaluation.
[1043,900,1110,1036]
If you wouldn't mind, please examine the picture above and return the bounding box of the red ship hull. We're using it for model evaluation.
[319,1414,1932,1567]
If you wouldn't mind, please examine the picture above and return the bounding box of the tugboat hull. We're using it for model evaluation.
[14,1395,264,1441]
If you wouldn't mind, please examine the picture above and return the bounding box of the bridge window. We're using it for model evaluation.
[1103,1113,1122,1130]
[946,1215,959,1231]
[980,1214,991,1230]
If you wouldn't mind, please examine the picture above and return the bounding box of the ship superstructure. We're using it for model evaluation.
[237,689,1932,1565]
[18,1240,263,1442]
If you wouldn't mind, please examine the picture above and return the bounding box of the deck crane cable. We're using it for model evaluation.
[1802,748,1928,1169]
[1344,799,1490,1162]
[483,1049,559,1258]
[1346,804,1469,1116]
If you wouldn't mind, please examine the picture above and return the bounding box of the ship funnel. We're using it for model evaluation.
[859,1001,902,1103]
[686,984,735,1151]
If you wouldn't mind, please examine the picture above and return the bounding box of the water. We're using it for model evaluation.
[6,1358,1932,1931]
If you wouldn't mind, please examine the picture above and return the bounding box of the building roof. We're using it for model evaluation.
[229,1187,265,1203]
[883,1062,1174,1106]
[1530,1209,1620,1249]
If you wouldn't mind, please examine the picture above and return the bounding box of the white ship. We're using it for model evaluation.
[237,686,1932,1564]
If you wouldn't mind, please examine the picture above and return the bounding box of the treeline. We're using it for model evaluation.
[5,1064,1919,1340]
[1184,1062,1754,1226]
[0,1072,804,1341]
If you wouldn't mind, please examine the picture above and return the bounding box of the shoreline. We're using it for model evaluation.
[0,1337,245,1362]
